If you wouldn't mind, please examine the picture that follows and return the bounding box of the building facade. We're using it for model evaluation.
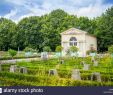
[61,28,97,57]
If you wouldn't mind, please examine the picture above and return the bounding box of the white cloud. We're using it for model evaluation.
[4,9,17,19]
[2,0,113,22]
[74,0,113,18]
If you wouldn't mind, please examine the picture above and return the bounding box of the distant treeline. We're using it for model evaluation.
[0,7,113,52]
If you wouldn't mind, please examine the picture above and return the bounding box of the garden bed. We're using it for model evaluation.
[0,57,113,86]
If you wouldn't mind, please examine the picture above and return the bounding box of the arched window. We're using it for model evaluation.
[69,37,77,46]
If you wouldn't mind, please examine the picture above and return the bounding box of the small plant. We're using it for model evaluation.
[8,49,17,59]
[108,45,113,54]
[108,45,113,65]
[43,46,51,52]
[86,50,97,55]
[86,44,97,55]
[70,46,78,53]
[24,47,36,52]
[55,46,63,52]
[68,46,79,58]
[55,45,63,58]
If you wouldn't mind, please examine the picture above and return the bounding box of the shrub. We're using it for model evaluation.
[43,46,51,52]
[70,46,78,53]
[86,49,97,55]
[108,45,113,54]
[1,57,113,86]
[55,46,63,52]
[67,46,79,57]
[24,47,37,52]
[86,45,97,55]
[8,49,17,58]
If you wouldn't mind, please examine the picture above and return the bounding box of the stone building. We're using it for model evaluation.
[61,28,97,57]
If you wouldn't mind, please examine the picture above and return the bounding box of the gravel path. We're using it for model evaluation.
[0,58,40,64]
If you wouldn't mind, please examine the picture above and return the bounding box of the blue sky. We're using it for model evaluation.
[0,0,113,23]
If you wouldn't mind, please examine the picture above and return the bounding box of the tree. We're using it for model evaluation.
[0,18,16,50]
[15,16,44,51]
[76,16,96,34]
[40,9,80,51]
[1,7,113,53]
[8,49,17,59]
[43,46,51,52]
[95,7,113,52]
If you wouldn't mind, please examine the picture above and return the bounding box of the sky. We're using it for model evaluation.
[0,0,113,23]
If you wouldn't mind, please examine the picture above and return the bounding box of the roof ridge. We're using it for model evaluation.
[61,27,87,35]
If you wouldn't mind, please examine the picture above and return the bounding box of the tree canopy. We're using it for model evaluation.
[0,7,113,52]
[95,7,113,52]
[0,18,16,50]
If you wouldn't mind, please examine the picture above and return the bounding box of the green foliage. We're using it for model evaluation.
[108,45,113,54]
[43,46,51,52]
[95,7,113,52]
[15,16,44,51]
[86,49,97,55]
[55,46,63,52]
[1,7,113,52]
[86,45,97,55]
[24,47,36,52]
[0,18,16,50]
[70,46,79,53]
[8,49,17,58]
[0,56,113,86]
[1,57,113,86]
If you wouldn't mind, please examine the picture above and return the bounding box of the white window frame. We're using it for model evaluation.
[69,37,77,46]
